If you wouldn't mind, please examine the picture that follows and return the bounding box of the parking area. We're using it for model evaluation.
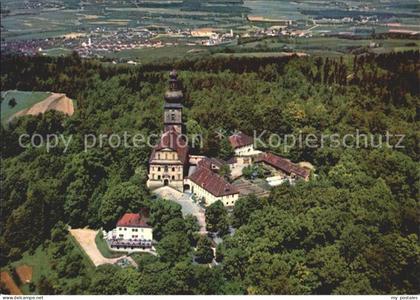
[153,186,207,233]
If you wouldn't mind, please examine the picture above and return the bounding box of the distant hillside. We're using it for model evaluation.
[1,90,74,125]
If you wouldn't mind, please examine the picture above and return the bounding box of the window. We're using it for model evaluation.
[157,153,160,159]
[158,167,161,172]
[172,175,175,180]
[118,228,122,231]
[133,229,138,232]
[172,167,175,172]
[124,228,127,231]
[119,234,123,238]
[164,165,168,172]
[158,175,161,180]
[132,235,138,238]
[171,113,175,121]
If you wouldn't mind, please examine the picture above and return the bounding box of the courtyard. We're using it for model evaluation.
[153,186,207,233]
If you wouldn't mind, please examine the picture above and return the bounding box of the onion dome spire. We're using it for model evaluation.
[164,69,183,102]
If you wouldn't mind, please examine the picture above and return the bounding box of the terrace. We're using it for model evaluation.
[107,238,153,251]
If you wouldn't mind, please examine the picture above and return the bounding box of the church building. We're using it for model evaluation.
[146,70,189,192]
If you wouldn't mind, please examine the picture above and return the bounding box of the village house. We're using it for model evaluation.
[228,132,261,157]
[107,211,153,251]
[186,158,239,207]
[254,152,310,182]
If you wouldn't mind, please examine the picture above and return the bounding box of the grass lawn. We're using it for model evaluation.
[1,90,51,125]
[9,245,53,287]
[3,233,95,295]
[5,246,51,294]
[94,231,126,259]
[68,234,96,269]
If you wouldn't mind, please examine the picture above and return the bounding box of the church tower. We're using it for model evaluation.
[164,70,183,133]
[146,70,189,192]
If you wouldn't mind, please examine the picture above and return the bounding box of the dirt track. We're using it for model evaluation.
[1,271,22,295]
[70,228,114,266]
[69,228,138,267]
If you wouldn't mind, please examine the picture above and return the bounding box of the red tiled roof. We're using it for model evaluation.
[188,167,239,197]
[255,152,310,179]
[197,157,226,169]
[149,127,189,164]
[229,132,253,149]
[117,211,151,228]
[226,157,237,164]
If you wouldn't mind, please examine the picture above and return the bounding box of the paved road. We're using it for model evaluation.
[153,187,207,234]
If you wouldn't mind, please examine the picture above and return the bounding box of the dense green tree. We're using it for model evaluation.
[1,51,419,295]
[231,194,263,228]
[195,235,214,264]
[149,199,183,240]
[38,275,56,295]
[218,164,231,181]
[99,181,148,230]
[184,214,200,246]
[218,137,234,160]
[156,232,191,264]
[205,200,229,234]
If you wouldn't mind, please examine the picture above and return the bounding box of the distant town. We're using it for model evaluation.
[1,0,419,60]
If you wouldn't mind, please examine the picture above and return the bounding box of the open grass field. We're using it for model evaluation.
[1,90,51,125]
[213,51,307,58]
[103,45,209,63]
[6,245,52,294]
[3,234,95,295]
[41,48,73,57]
[231,37,419,57]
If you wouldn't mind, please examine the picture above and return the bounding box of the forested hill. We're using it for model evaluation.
[0,51,419,295]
